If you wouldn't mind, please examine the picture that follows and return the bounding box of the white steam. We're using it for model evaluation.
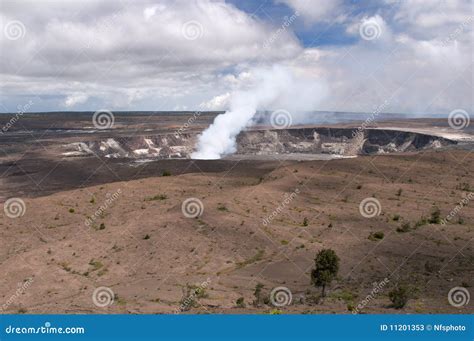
[192,65,327,159]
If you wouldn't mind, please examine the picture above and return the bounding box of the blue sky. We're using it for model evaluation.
[0,0,472,115]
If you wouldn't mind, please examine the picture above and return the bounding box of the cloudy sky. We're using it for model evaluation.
[0,0,472,115]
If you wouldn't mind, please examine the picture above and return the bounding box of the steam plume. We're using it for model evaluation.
[192,65,326,159]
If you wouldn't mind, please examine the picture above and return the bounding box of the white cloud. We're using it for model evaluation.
[199,92,231,110]
[0,0,472,116]
[64,93,88,108]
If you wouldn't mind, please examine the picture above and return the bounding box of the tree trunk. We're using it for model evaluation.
[321,284,326,297]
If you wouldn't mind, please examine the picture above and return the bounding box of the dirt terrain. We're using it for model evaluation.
[0,113,472,314]
[1,150,473,314]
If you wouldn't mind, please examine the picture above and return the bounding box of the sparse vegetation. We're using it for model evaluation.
[217,203,228,212]
[302,217,309,226]
[311,249,340,296]
[143,234,150,240]
[253,283,265,307]
[396,222,411,233]
[368,231,384,241]
[68,208,75,213]
[396,188,402,197]
[145,194,167,201]
[389,285,410,309]
[236,297,245,308]
[237,249,264,268]
[414,216,428,228]
[429,206,441,224]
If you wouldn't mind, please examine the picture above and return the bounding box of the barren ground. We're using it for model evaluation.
[1,149,473,314]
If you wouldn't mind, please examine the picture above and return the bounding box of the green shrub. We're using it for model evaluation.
[396,222,410,233]
[429,206,441,224]
[368,231,384,241]
[236,297,245,308]
[389,285,409,309]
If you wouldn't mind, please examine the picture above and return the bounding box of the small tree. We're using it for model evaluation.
[311,249,340,296]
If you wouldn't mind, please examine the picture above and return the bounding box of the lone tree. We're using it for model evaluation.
[311,249,340,296]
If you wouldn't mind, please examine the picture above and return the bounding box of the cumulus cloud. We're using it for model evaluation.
[64,93,88,108]
[0,0,302,111]
[0,0,472,116]
[199,92,231,111]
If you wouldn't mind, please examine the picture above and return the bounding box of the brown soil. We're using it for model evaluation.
[1,149,472,314]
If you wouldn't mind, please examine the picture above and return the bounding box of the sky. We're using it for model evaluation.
[0,0,472,115]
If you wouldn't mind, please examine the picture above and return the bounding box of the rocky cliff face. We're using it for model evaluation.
[60,127,458,160]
